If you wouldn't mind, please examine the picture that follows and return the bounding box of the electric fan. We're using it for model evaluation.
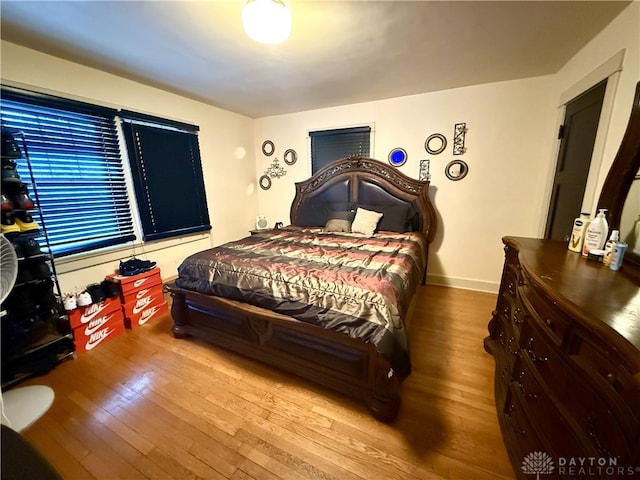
[0,233,55,432]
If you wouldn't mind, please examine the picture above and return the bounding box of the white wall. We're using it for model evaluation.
[253,77,557,292]
[1,41,259,293]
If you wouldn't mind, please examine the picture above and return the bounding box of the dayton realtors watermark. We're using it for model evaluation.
[522,451,640,478]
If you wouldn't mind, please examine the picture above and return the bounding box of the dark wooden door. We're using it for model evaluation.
[545,80,607,240]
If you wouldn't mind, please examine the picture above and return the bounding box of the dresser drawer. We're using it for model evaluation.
[502,388,545,463]
[512,355,590,459]
[520,320,633,458]
[570,327,640,422]
[519,279,572,347]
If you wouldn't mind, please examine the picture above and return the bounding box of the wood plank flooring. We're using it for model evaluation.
[17,284,515,479]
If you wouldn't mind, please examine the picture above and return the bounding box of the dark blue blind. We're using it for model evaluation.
[310,126,371,173]
[1,87,135,257]
[121,116,210,241]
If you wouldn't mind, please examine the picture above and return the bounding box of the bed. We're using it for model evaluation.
[165,156,437,421]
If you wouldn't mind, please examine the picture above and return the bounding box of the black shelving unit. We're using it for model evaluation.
[1,128,75,389]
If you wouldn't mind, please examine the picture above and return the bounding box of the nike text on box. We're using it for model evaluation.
[68,296,122,330]
[122,285,164,318]
[125,298,169,329]
[105,267,162,297]
[73,310,126,354]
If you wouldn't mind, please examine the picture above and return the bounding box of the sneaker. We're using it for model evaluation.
[77,290,92,307]
[11,183,35,210]
[101,279,120,299]
[1,193,13,211]
[28,258,52,280]
[119,258,156,276]
[13,211,39,233]
[1,212,21,238]
[1,128,23,159]
[63,293,77,311]
[18,237,43,258]
[86,283,106,303]
[1,159,21,183]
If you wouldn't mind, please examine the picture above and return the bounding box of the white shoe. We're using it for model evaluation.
[77,290,92,307]
[63,293,77,311]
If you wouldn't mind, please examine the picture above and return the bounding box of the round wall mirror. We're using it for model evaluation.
[259,174,272,190]
[445,160,469,181]
[283,149,297,165]
[425,133,447,155]
[262,140,275,156]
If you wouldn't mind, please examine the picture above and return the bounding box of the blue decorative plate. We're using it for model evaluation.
[388,148,407,167]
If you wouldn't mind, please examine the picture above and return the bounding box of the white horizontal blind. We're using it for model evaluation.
[1,90,135,256]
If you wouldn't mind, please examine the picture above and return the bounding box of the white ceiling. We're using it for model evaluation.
[0,1,631,118]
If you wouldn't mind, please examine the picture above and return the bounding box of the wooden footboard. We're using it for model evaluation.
[165,283,402,421]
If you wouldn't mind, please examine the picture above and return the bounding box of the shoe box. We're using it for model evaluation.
[105,267,168,329]
[69,297,126,354]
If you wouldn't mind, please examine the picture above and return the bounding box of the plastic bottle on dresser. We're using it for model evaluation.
[582,209,609,257]
[602,230,620,266]
[568,212,591,253]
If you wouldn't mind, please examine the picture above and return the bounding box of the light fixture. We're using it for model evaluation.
[242,0,291,44]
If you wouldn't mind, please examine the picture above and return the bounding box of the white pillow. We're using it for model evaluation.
[351,208,383,237]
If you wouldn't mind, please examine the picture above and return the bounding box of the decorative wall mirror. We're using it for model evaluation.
[445,159,468,181]
[262,140,274,156]
[597,81,640,282]
[388,147,408,167]
[259,174,272,190]
[283,148,297,165]
[425,133,447,155]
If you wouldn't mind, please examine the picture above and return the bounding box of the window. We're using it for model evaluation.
[121,111,210,241]
[1,87,135,257]
[310,126,371,173]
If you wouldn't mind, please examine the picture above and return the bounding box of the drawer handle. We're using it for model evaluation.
[505,404,527,437]
[497,330,505,346]
[513,308,524,325]
[586,412,613,458]
[545,318,554,330]
[508,281,516,296]
[605,373,616,386]
[508,337,519,356]
[517,371,538,400]
[527,337,548,364]
[502,305,510,321]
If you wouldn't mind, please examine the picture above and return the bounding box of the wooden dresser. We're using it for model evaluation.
[485,237,640,479]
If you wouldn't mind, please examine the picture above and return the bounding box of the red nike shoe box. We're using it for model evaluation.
[68,296,122,330]
[125,297,169,329]
[73,310,126,354]
[105,267,162,297]
[122,284,164,318]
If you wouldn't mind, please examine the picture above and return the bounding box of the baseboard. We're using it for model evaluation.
[425,273,500,294]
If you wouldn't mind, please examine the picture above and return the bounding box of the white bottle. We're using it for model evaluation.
[582,209,609,256]
[568,212,591,253]
[602,230,619,266]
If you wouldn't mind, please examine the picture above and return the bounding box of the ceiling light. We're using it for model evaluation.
[242,0,291,44]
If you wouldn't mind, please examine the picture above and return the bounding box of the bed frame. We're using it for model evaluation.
[165,156,437,421]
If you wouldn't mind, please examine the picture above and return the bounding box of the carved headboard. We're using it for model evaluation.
[290,156,437,243]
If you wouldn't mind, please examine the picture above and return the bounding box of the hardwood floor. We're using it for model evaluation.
[17,284,514,479]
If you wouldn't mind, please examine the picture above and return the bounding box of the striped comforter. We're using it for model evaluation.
[175,227,426,378]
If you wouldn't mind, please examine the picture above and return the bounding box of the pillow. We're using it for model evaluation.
[324,219,352,233]
[358,204,411,232]
[296,202,353,227]
[351,208,383,236]
[328,209,356,222]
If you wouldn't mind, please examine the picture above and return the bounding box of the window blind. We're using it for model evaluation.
[310,126,371,173]
[1,87,135,257]
[121,114,210,241]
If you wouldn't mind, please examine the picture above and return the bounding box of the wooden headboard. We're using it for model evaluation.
[290,156,437,243]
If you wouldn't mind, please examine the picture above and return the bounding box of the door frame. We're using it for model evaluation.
[541,49,625,235]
